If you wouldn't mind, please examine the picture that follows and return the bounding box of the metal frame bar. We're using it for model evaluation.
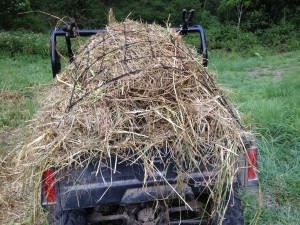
[175,25,208,67]
[50,25,207,78]
[50,28,104,77]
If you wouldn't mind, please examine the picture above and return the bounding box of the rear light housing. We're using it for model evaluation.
[247,147,257,180]
[238,141,259,187]
[246,146,258,186]
[42,168,56,203]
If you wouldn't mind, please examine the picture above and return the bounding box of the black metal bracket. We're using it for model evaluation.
[178,8,208,67]
[50,13,208,78]
[50,21,104,77]
[175,24,208,68]
[181,9,195,34]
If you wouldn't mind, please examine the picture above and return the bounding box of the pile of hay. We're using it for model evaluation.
[6,19,246,223]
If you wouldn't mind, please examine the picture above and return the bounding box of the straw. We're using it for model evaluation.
[1,19,247,224]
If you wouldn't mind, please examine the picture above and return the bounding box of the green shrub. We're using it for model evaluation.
[257,22,300,52]
[204,24,259,54]
[0,31,48,57]
[10,14,48,33]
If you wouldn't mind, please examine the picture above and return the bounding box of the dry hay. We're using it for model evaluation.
[5,19,247,224]
[0,150,30,224]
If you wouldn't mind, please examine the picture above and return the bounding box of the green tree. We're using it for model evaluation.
[218,0,253,28]
[0,0,30,29]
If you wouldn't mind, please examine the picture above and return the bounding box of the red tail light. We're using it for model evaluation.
[43,169,56,202]
[247,147,257,180]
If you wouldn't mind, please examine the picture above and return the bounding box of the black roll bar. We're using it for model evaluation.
[175,25,208,67]
[50,27,104,77]
[50,11,208,77]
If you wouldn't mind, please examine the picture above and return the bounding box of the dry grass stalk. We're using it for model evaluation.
[2,19,246,224]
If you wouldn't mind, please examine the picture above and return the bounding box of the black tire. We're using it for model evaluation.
[213,190,244,225]
[50,209,87,225]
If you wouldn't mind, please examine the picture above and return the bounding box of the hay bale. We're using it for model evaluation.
[13,19,246,223]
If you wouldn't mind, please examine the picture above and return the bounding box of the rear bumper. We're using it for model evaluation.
[42,145,258,211]
[42,158,214,211]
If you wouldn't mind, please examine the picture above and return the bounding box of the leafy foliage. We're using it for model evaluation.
[0,31,48,57]
[1,0,299,30]
[218,0,253,28]
[0,0,299,55]
[0,0,30,29]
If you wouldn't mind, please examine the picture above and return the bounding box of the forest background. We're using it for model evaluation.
[1,0,300,55]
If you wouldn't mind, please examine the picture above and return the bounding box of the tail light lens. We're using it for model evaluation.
[43,169,56,202]
[247,147,257,180]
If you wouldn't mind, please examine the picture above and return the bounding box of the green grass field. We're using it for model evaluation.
[0,53,51,156]
[211,50,300,224]
[0,53,51,129]
[0,45,299,224]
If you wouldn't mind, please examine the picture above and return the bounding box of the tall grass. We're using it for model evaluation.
[211,50,300,224]
[0,53,51,128]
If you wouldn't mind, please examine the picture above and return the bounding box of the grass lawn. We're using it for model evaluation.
[0,53,51,156]
[210,50,300,224]
[0,47,299,224]
[0,53,51,128]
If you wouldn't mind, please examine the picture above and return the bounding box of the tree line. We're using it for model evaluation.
[1,0,299,54]
[1,0,299,32]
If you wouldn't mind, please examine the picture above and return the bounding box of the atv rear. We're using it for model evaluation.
[42,141,258,224]
[43,10,258,225]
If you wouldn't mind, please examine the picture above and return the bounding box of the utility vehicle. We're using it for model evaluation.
[43,10,258,225]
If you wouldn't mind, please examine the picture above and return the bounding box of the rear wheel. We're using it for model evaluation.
[212,190,244,225]
[51,209,87,225]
